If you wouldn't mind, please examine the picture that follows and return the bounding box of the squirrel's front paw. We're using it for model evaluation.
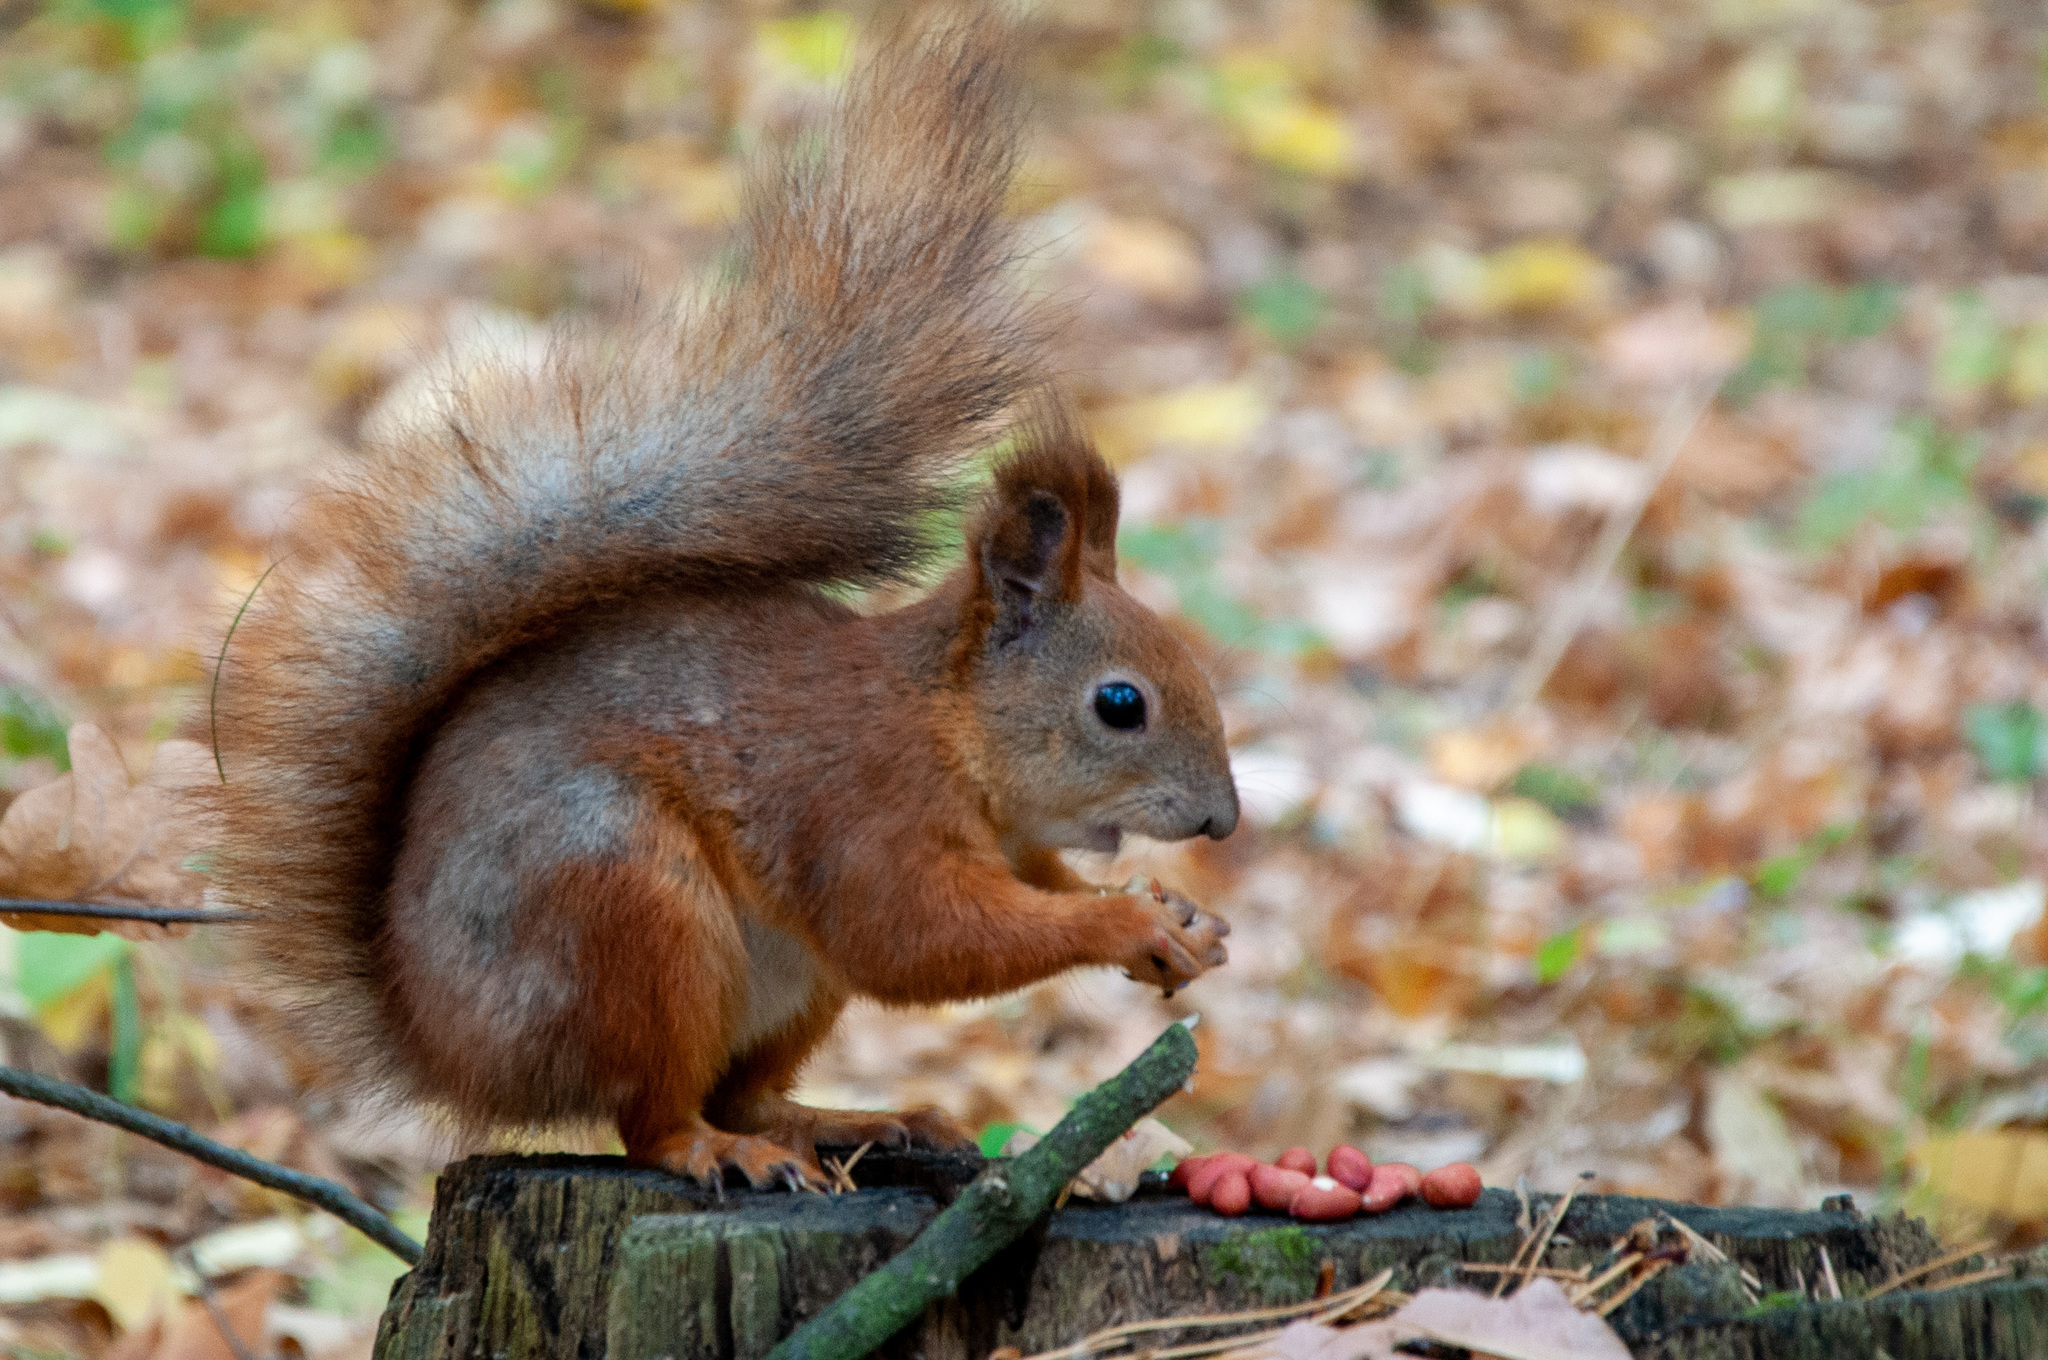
[1120,878,1229,996]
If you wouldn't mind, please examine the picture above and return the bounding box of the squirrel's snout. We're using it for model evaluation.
[1200,788,1240,841]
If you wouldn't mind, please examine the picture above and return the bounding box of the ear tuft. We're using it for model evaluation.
[965,400,1120,649]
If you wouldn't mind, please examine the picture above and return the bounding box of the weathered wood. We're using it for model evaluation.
[767,1020,1198,1360]
[376,1151,2048,1360]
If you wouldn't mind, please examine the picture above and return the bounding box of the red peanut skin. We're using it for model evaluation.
[1326,1144,1372,1191]
[1274,1146,1318,1176]
[1251,1164,1312,1211]
[1385,1162,1422,1196]
[1290,1179,1363,1221]
[1185,1153,1258,1205]
[1421,1162,1482,1208]
[1210,1169,1253,1216]
[1167,1154,1210,1191]
[1359,1163,1411,1213]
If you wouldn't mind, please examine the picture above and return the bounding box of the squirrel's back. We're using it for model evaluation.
[201,21,1041,1096]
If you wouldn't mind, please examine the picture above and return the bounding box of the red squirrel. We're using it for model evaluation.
[200,21,1237,1189]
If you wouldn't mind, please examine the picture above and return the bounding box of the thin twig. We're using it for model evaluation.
[0,1064,420,1264]
[1819,1245,1841,1301]
[175,1249,262,1360]
[1866,1240,1998,1298]
[1596,1258,1670,1317]
[1506,373,1722,711]
[1020,1272,1394,1360]
[0,899,253,925]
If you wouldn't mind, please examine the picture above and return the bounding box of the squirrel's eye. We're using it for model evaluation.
[1093,682,1146,731]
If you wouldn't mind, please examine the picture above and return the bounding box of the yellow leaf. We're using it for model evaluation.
[1242,103,1355,178]
[1479,239,1611,315]
[1490,798,1565,863]
[757,12,855,84]
[2007,324,2048,406]
[1913,1130,2048,1223]
[1212,53,1356,179]
[37,969,111,1053]
[1091,382,1269,465]
[93,1236,175,1333]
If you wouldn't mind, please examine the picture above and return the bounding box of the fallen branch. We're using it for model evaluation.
[0,1064,421,1264]
[0,898,252,925]
[764,1019,1200,1360]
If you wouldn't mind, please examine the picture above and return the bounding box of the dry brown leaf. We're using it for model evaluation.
[104,1269,289,1360]
[0,725,214,938]
[1395,1279,1634,1360]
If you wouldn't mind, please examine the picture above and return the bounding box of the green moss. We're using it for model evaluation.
[1207,1226,1321,1301]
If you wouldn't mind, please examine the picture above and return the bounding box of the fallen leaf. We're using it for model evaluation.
[0,725,214,938]
[1396,1279,1633,1360]
[105,1269,288,1360]
[93,1236,176,1334]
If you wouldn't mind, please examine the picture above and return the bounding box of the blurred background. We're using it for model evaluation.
[4,0,2048,1352]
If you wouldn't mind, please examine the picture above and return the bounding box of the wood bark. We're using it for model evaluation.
[376,1151,2048,1360]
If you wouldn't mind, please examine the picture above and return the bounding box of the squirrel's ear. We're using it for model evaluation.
[981,489,1070,647]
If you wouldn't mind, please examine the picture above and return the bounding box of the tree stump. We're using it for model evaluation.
[375,1150,2048,1360]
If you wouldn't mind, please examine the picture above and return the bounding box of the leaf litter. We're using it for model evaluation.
[3,0,2048,1353]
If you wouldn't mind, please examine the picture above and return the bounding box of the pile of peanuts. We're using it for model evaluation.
[1167,1146,1483,1222]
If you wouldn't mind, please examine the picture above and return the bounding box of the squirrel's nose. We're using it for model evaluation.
[1200,788,1240,840]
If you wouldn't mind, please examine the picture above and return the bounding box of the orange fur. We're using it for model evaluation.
[199,21,1236,1185]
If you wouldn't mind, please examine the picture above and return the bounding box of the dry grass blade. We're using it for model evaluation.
[1017,1270,1395,1360]
[1506,373,1722,710]
[1498,1173,1590,1298]
[1661,1211,1760,1301]
[1866,1240,1997,1299]
[1458,1262,1590,1281]
[821,1141,876,1195]
[1148,1273,1397,1360]
[1566,1252,1643,1306]
[1819,1246,1840,1302]
[1596,1258,1671,1317]
[1918,1263,2013,1294]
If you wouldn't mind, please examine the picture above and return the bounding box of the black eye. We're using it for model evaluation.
[1093,682,1146,731]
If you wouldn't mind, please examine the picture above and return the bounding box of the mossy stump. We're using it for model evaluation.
[375,1151,2046,1360]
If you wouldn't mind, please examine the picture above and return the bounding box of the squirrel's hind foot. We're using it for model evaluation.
[632,1122,826,1192]
[747,1097,976,1160]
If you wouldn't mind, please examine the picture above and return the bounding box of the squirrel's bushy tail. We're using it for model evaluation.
[203,21,1037,1093]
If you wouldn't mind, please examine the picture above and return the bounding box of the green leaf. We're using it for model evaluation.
[1238,272,1326,349]
[16,932,131,1012]
[1965,700,2047,784]
[1834,281,1900,340]
[1934,291,2009,398]
[1510,763,1599,817]
[977,1122,1031,1158]
[1752,851,1806,901]
[1533,927,1584,984]
[0,687,70,769]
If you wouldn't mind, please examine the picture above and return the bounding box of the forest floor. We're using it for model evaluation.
[5,0,2048,1354]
